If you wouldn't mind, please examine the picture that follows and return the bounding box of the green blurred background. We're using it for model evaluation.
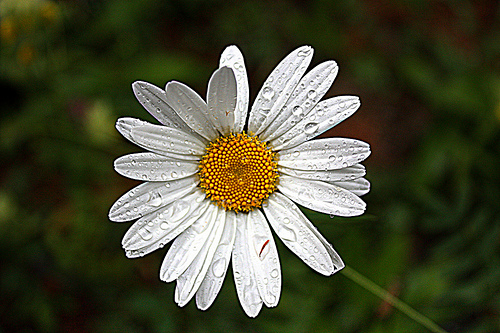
[1,0,499,332]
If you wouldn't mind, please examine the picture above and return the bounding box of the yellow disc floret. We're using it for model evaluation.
[199,133,278,212]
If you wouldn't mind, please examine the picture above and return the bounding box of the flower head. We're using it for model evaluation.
[109,45,370,317]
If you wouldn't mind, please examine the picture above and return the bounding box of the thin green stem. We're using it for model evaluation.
[341,265,448,333]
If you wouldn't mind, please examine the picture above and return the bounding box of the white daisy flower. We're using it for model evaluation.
[109,45,370,317]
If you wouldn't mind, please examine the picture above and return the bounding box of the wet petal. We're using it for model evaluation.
[207,67,237,136]
[122,189,209,257]
[246,209,281,308]
[109,176,199,222]
[196,210,237,310]
[277,138,370,170]
[260,61,338,141]
[219,45,249,133]
[114,152,199,181]
[160,204,218,283]
[278,164,366,182]
[263,192,344,275]
[132,81,205,142]
[232,213,263,317]
[175,207,226,307]
[115,117,148,142]
[116,118,201,161]
[248,46,314,135]
[130,123,206,156]
[165,81,219,141]
[331,177,370,197]
[278,174,366,217]
[271,96,360,150]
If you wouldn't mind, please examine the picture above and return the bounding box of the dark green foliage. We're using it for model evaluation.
[1,0,499,331]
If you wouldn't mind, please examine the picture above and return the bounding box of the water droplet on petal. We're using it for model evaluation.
[138,227,153,241]
[148,193,162,207]
[212,258,227,278]
[297,48,311,57]
[292,106,303,117]
[307,90,317,99]
[262,87,274,100]
[304,122,319,134]
[278,225,297,242]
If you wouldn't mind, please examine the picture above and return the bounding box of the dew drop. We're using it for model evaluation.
[148,193,162,207]
[304,122,319,135]
[138,227,153,241]
[307,90,317,99]
[262,87,275,100]
[212,258,227,278]
[292,106,303,116]
[297,48,311,57]
[270,269,279,278]
[277,225,297,242]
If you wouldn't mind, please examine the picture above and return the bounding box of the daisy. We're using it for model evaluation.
[109,45,370,317]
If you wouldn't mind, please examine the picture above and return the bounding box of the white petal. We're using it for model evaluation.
[331,177,370,197]
[175,207,226,307]
[160,204,218,283]
[207,67,237,136]
[165,81,219,141]
[271,96,361,150]
[114,152,199,181]
[108,176,199,222]
[130,123,206,156]
[246,209,281,308]
[219,45,249,133]
[263,192,344,275]
[278,164,366,182]
[132,81,206,142]
[116,118,200,161]
[232,213,263,317]
[122,189,210,257]
[260,61,338,142]
[248,46,314,135]
[278,174,366,217]
[115,117,148,142]
[196,210,236,310]
[277,138,371,170]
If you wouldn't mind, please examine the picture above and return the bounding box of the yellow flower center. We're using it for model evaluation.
[199,133,278,212]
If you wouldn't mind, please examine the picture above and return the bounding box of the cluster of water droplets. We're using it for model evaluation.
[121,189,208,258]
[270,96,361,150]
[195,212,237,309]
[220,46,249,133]
[114,152,198,182]
[277,137,370,172]
[278,174,366,217]
[133,82,187,131]
[159,203,221,282]
[263,193,343,275]
[109,176,199,222]
[260,60,338,142]
[278,163,366,183]
[249,46,313,135]
[130,123,205,159]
